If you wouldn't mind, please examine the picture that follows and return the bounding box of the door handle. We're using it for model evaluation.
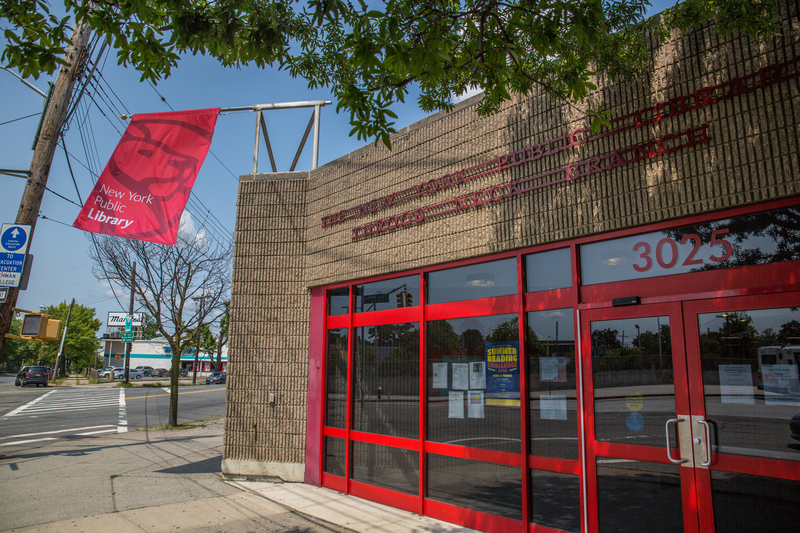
[665,418,688,464]
[697,419,712,467]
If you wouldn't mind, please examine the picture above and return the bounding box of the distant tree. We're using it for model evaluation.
[214,301,230,372]
[38,302,102,372]
[88,220,231,426]
[139,314,161,340]
[2,316,42,369]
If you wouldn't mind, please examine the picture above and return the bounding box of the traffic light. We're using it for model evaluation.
[405,292,413,307]
[397,292,404,307]
[20,313,62,342]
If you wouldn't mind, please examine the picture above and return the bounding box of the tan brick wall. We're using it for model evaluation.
[225,174,311,473]
[224,2,800,476]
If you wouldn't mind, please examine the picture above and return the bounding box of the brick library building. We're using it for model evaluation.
[222,4,800,533]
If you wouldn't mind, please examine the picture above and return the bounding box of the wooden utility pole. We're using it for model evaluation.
[0,21,92,362]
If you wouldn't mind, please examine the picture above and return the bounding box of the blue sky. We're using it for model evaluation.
[0,1,675,332]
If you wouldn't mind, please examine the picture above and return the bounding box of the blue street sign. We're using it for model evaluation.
[0,224,32,288]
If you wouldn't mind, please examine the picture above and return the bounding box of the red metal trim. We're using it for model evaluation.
[323,426,347,439]
[348,479,419,513]
[424,441,524,467]
[316,287,328,486]
[579,260,800,306]
[523,288,576,311]
[325,314,349,329]
[708,453,800,481]
[322,472,347,493]
[344,284,355,494]
[352,306,422,327]
[349,430,420,450]
[527,456,581,476]
[425,498,525,533]
[418,271,427,515]
[517,252,531,528]
[425,294,519,321]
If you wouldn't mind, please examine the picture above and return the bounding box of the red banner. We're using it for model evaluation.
[73,108,221,245]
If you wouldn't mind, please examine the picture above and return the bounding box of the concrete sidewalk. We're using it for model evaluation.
[0,417,478,533]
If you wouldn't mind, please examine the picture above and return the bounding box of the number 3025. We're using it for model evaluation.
[632,229,733,272]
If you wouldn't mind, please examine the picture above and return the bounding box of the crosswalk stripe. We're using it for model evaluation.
[1,389,123,419]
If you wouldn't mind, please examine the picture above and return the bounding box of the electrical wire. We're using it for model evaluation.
[0,113,40,127]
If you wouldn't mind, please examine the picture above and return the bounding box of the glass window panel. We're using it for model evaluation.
[427,314,521,453]
[525,248,572,292]
[355,275,419,312]
[580,207,800,285]
[352,323,420,439]
[426,454,522,520]
[323,437,346,477]
[326,329,348,429]
[591,316,676,448]
[351,441,419,495]
[710,471,800,533]
[596,459,683,533]
[328,287,349,316]
[698,307,800,462]
[530,469,581,533]
[427,258,517,304]
[527,309,578,459]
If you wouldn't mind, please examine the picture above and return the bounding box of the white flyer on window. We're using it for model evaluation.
[449,391,464,418]
[452,363,469,390]
[761,365,800,406]
[540,357,567,382]
[432,363,448,389]
[540,395,568,420]
[719,364,755,404]
[469,361,486,389]
[468,391,485,418]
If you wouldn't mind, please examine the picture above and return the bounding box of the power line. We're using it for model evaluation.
[0,113,40,127]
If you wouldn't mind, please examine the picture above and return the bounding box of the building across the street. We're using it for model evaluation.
[222,3,800,532]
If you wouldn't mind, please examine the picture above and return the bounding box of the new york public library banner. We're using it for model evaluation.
[221,0,800,505]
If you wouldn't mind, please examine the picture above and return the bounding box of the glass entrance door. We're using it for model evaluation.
[581,302,699,533]
[581,294,800,533]
[683,292,800,533]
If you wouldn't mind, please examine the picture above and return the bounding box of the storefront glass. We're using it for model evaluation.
[352,323,420,438]
[351,441,419,495]
[525,248,572,292]
[326,328,348,429]
[426,313,521,453]
[355,275,419,312]
[527,309,578,459]
[427,258,517,304]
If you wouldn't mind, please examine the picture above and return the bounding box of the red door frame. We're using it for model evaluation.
[579,302,700,533]
[683,291,800,533]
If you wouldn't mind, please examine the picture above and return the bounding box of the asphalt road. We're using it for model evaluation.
[0,373,226,453]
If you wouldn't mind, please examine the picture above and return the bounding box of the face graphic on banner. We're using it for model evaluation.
[73,109,220,246]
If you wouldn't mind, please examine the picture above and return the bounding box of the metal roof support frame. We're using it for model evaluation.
[220,100,331,175]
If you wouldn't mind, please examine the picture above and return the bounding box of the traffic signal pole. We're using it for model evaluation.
[53,298,75,378]
[0,20,92,363]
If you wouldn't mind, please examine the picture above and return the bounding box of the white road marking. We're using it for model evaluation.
[1,389,57,418]
[118,388,127,433]
[0,425,116,440]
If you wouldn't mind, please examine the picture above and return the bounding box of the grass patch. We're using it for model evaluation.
[110,474,120,479]
[114,381,133,388]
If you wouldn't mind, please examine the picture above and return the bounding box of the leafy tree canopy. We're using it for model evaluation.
[38,302,102,370]
[0,0,782,146]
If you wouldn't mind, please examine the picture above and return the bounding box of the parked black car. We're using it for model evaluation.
[168,368,188,378]
[15,366,50,387]
[206,372,226,384]
[152,368,169,377]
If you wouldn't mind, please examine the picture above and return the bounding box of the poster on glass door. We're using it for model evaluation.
[485,341,520,406]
